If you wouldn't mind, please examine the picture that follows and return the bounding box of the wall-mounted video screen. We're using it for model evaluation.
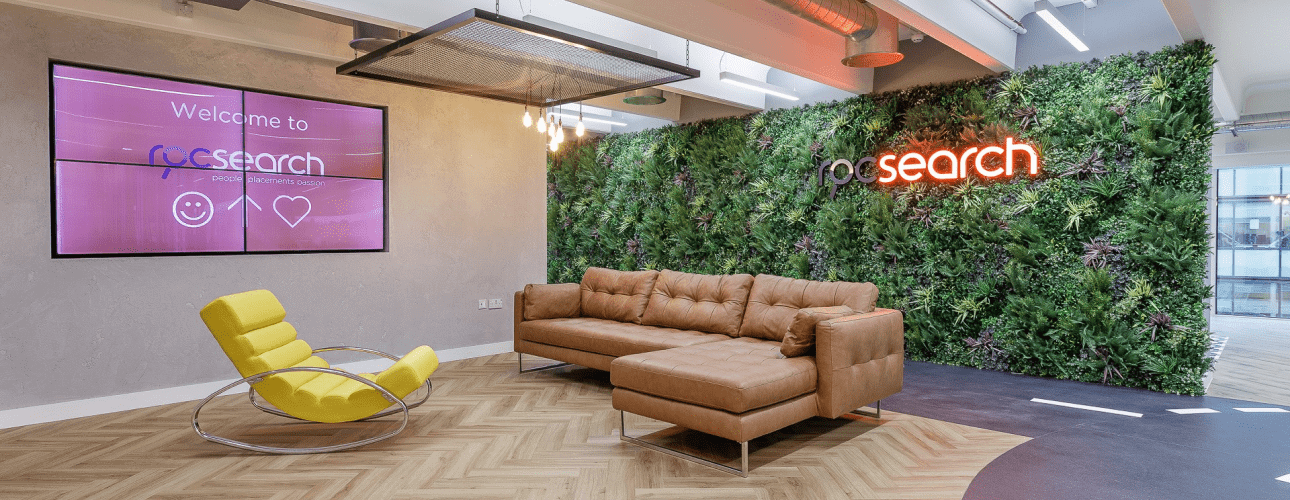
[51,63,387,257]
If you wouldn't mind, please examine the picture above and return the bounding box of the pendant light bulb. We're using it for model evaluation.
[575,119,585,137]
[548,118,556,138]
[556,122,565,143]
[522,109,533,128]
[536,112,547,133]
[549,140,559,152]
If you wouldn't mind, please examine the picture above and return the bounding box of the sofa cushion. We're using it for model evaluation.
[517,317,728,358]
[523,283,581,320]
[781,305,854,357]
[610,337,818,414]
[640,270,754,336]
[580,267,659,324]
[738,274,879,341]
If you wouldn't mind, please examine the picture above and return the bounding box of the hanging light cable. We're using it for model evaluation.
[575,101,586,137]
[521,79,533,127]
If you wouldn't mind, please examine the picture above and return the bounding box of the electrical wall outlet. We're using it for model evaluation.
[478,299,488,310]
[488,298,504,309]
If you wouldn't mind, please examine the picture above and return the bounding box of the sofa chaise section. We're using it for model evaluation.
[514,268,905,476]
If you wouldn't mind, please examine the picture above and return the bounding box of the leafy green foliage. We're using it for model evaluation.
[546,41,1215,395]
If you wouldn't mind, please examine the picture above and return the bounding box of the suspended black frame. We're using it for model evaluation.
[336,9,700,108]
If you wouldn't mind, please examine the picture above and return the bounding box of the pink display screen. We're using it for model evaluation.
[51,64,386,256]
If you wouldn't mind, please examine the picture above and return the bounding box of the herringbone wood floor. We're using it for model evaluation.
[0,353,1028,500]
[1207,328,1290,407]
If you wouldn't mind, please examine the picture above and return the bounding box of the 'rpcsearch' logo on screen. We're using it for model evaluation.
[148,145,325,176]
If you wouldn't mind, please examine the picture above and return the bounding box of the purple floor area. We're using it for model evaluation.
[884,361,1290,499]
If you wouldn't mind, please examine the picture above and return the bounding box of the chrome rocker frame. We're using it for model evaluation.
[618,400,882,477]
[192,346,432,454]
[516,352,571,373]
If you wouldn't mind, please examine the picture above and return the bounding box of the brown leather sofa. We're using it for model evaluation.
[514,267,904,475]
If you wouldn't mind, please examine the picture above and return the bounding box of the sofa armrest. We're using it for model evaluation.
[814,308,904,418]
[518,283,582,321]
[514,290,526,342]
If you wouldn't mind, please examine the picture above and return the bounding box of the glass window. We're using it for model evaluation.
[1232,166,1280,196]
[1233,249,1279,277]
[1218,168,1235,197]
[1213,167,1290,317]
[1217,249,1234,276]
[1231,201,1278,246]
[1216,280,1233,314]
[1280,286,1290,319]
[1231,280,1276,316]
[1216,201,1235,248]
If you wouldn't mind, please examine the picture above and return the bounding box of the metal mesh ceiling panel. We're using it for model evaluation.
[338,9,699,107]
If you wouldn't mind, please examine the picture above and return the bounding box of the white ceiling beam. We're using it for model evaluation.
[1159,0,1204,42]
[867,0,1017,71]
[565,0,873,94]
[1211,65,1240,122]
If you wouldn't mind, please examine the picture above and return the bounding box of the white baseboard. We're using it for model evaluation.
[0,341,513,430]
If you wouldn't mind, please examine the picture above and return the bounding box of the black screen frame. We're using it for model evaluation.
[48,60,390,259]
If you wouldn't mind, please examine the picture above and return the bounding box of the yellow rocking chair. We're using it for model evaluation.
[193,289,439,454]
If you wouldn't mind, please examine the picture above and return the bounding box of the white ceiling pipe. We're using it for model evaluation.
[968,0,1027,34]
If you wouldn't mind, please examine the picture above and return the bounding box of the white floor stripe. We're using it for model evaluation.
[1233,407,1289,413]
[1167,408,1220,414]
[1276,473,1290,484]
[1030,398,1144,418]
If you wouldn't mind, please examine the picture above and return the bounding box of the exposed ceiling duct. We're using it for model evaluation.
[349,21,403,53]
[762,0,903,67]
[1216,112,1290,135]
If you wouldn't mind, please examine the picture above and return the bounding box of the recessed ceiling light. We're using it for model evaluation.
[552,113,627,127]
[718,72,800,101]
[1035,0,1089,52]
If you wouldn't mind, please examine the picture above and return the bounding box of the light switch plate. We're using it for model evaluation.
[478,299,488,310]
[488,298,504,309]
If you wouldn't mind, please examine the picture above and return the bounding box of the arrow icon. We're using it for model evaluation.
[227,195,262,227]
[227,195,262,211]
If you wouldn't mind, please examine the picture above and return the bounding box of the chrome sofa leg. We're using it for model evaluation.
[619,410,749,477]
[517,352,572,373]
[849,400,881,418]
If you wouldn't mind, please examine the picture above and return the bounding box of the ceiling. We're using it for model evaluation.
[14,0,1285,129]
[1161,0,1290,120]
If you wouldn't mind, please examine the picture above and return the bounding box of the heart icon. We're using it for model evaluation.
[273,195,311,228]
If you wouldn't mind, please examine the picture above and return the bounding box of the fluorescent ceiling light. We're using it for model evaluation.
[1035,0,1089,52]
[718,72,799,101]
[552,112,627,127]
[521,15,658,58]
[558,104,613,117]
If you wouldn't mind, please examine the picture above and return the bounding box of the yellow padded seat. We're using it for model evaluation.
[200,289,439,423]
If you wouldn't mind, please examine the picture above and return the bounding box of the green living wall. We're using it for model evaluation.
[546,41,1216,395]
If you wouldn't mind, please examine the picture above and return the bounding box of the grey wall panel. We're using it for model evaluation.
[0,3,547,410]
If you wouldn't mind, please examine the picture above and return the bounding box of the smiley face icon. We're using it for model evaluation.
[172,191,214,228]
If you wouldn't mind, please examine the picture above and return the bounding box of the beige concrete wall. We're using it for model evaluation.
[0,3,547,410]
